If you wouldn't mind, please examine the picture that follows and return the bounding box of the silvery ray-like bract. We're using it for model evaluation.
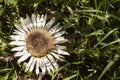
[9,14,69,75]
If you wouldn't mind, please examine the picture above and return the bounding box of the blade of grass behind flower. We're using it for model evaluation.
[63,73,78,80]
[101,39,120,49]
[93,28,118,50]
[98,54,120,80]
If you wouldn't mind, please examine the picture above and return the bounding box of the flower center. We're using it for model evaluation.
[26,29,54,57]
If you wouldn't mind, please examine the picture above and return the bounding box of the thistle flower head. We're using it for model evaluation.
[9,14,69,75]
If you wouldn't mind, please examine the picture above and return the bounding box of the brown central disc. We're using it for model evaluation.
[26,29,54,57]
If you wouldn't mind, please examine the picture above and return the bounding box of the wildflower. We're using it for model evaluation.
[9,14,69,75]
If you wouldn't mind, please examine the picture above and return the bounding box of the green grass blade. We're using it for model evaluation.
[101,39,120,49]
[98,54,120,80]
[63,73,78,80]
[93,28,118,50]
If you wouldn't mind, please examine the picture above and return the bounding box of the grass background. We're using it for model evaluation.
[1,0,120,80]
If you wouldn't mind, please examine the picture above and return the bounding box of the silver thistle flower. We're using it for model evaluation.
[9,14,69,75]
